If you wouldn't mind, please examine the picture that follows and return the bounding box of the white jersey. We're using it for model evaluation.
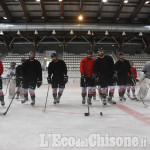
[7,67,16,78]
[142,61,150,79]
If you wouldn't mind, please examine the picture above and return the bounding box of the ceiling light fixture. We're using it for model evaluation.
[78,14,83,21]
[124,0,128,4]
[17,30,21,35]
[3,17,7,20]
[105,31,109,36]
[52,30,56,35]
[145,1,150,4]
[122,31,126,36]
[0,31,4,35]
[34,30,38,35]
[70,30,74,35]
[87,30,91,35]
[139,32,143,36]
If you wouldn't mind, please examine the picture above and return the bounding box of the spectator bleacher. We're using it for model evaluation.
[62,51,117,72]
[2,53,43,71]
[2,52,149,73]
[124,54,150,72]
[63,53,84,71]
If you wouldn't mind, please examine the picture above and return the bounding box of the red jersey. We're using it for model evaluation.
[0,60,3,75]
[128,66,137,80]
[80,57,95,77]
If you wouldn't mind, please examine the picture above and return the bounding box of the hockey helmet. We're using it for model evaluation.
[21,58,26,63]
[29,51,35,56]
[119,52,124,56]
[51,52,57,58]
[98,47,104,52]
[86,50,93,55]
[10,62,16,67]
[130,61,134,65]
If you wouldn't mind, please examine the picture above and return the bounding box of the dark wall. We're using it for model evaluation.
[65,44,91,53]
[0,45,8,54]
[12,45,36,53]
[94,45,118,53]
[0,43,146,55]
[122,44,142,54]
[38,44,63,55]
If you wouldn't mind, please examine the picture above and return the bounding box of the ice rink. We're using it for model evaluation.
[0,78,150,150]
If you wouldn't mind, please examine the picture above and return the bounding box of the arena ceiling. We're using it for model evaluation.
[0,0,150,52]
[0,0,150,24]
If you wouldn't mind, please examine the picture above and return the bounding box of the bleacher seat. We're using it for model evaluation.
[2,53,43,71]
[124,54,150,72]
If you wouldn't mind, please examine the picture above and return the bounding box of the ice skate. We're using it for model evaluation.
[122,95,126,101]
[57,97,60,103]
[107,97,116,104]
[21,95,28,104]
[53,98,57,104]
[31,98,35,106]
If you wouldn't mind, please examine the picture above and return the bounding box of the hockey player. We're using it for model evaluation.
[94,48,116,105]
[142,61,150,79]
[16,58,25,99]
[127,61,137,100]
[7,62,16,78]
[0,60,5,106]
[21,51,42,106]
[47,52,68,104]
[114,52,131,101]
[80,50,96,105]
[7,62,16,98]
[136,61,150,100]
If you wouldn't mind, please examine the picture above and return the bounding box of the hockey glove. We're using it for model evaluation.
[91,74,98,85]
[113,72,118,82]
[95,74,100,85]
[18,76,23,83]
[143,71,147,74]
[7,74,11,79]
[37,80,42,88]
[64,75,68,84]
[91,74,96,80]
[47,77,52,84]
[81,74,86,80]
[130,74,134,80]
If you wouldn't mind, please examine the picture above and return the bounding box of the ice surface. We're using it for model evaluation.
[0,79,150,150]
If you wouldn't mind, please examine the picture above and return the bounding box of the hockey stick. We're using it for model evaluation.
[95,86,103,116]
[43,84,50,112]
[85,104,90,116]
[99,95,103,116]
[0,82,22,116]
[82,77,90,116]
[83,76,103,116]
